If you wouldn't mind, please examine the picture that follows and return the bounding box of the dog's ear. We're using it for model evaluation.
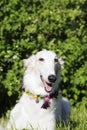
[58,58,64,71]
[42,49,47,51]
[23,55,36,68]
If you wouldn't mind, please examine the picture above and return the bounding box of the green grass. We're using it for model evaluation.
[0,105,87,130]
[56,105,87,130]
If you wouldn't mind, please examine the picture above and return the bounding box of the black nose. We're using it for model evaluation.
[48,75,57,82]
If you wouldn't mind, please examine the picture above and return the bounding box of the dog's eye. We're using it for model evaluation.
[39,58,44,61]
[54,58,58,63]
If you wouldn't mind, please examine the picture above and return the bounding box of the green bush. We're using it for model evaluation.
[0,0,87,115]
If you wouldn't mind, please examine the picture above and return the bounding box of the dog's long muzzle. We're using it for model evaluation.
[40,74,57,93]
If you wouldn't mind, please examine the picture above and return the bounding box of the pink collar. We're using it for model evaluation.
[22,88,59,109]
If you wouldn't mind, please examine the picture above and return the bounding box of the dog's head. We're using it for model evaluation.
[23,50,64,96]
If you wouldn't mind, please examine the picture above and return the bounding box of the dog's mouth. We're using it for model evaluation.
[40,75,52,93]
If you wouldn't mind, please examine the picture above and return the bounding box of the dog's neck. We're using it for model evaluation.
[22,88,60,109]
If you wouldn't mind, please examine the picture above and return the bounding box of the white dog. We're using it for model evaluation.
[6,50,70,130]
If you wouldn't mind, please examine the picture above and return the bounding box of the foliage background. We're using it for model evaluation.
[0,0,87,116]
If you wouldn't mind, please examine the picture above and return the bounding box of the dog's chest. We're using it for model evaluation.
[21,95,56,121]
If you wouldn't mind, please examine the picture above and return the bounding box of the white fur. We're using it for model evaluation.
[6,50,70,130]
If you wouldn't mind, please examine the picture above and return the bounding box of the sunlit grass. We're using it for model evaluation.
[56,104,87,130]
